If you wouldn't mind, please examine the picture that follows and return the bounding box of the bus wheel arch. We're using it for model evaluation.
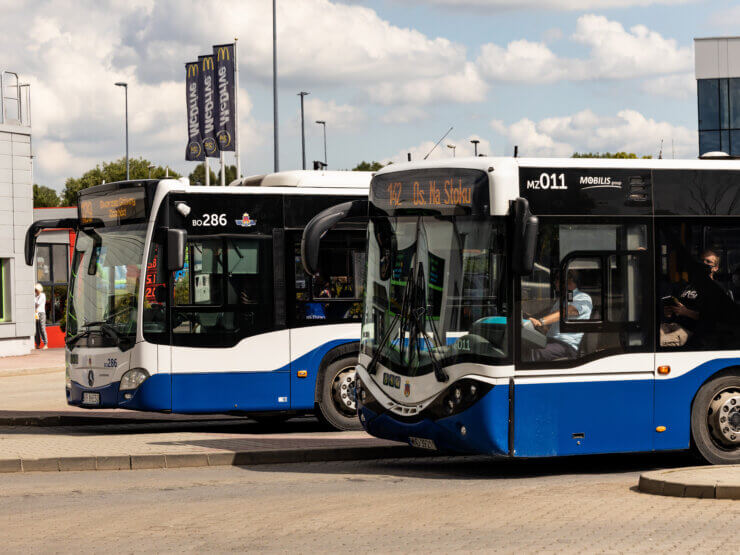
[315,342,361,431]
[690,366,740,465]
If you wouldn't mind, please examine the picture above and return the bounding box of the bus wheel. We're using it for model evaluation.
[691,371,740,465]
[317,356,362,431]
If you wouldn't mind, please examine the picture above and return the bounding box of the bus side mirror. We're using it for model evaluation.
[512,198,538,275]
[167,229,187,272]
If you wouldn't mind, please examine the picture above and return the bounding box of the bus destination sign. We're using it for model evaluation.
[371,168,488,213]
[79,189,147,225]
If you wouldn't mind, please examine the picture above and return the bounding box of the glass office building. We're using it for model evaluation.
[695,37,740,156]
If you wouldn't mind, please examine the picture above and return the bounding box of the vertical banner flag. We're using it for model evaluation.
[213,43,235,152]
[198,55,219,158]
[185,62,205,161]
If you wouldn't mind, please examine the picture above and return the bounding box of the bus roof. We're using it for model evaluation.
[230,170,372,189]
[372,156,740,174]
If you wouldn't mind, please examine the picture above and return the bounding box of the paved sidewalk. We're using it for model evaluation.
[639,465,740,499]
[0,348,64,376]
[0,420,415,473]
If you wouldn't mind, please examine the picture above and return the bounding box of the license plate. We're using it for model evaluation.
[409,436,437,450]
[82,392,100,406]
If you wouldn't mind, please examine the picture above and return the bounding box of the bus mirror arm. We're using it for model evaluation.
[301,200,368,275]
[24,218,80,266]
[512,198,538,275]
[167,229,187,272]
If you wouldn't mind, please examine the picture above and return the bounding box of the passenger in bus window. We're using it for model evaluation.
[661,249,732,347]
[527,270,593,361]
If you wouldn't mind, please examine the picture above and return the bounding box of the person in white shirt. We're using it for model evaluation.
[34,283,48,349]
[528,269,592,361]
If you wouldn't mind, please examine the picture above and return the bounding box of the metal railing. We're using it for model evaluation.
[0,71,31,127]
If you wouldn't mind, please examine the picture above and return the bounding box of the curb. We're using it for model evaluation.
[638,465,740,499]
[0,415,243,427]
[0,445,421,474]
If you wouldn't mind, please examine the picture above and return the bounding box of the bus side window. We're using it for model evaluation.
[291,231,366,324]
[658,223,740,350]
[520,222,650,366]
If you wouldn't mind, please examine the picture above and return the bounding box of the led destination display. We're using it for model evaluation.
[372,169,488,213]
[79,189,147,225]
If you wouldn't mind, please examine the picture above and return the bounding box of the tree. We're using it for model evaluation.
[188,164,238,186]
[352,161,385,171]
[62,158,180,205]
[572,152,652,159]
[33,184,60,208]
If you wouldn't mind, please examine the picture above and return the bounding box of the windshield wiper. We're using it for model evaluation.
[67,320,123,349]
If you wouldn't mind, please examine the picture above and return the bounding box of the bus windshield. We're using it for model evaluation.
[67,223,148,346]
[361,213,509,377]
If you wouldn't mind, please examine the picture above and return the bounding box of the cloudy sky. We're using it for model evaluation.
[4,0,738,191]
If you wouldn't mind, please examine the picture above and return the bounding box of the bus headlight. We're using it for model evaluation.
[120,368,150,391]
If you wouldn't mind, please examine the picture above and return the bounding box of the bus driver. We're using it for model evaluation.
[527,269,593,361]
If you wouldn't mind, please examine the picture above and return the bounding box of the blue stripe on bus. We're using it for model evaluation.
[360,357,740,457]
[67,338,358,413]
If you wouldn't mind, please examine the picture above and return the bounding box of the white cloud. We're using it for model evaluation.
[477,14,692,83]
[0,0,484,186]
[414,0,693,9]
[382,135,493,164]
[370,62,487,105]
[303,98,365,131]
[641,73,695,100]
[491,109,696,158]
[381,106,429,124]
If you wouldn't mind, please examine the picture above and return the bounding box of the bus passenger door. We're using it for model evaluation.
[168,233,292,413]
[514,222,655,457]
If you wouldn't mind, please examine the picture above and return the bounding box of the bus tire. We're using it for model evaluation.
[317,355,362,431]
[691,370,740,465]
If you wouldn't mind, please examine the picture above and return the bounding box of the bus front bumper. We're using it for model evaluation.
[358,384,510,456]
[67,374,170,411]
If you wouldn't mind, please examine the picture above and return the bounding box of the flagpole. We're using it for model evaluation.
[204,158,210,186]
[220,151,226,185]
[272,0,279,172]
[234,37,241,179]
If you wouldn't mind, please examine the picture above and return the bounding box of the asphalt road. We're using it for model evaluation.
[3,452,737,553]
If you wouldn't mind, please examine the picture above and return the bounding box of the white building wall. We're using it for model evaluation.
[0,124,34,355]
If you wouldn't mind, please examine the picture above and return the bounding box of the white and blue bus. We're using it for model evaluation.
[304,157,740,462]
[26,171,370,429]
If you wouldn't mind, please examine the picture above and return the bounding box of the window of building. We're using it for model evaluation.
[291,230,366,325]
[657,222,740,350]
[36,243,69,325]
[698,78,740,155]
[0,259,9,322]
[518,222,651,367]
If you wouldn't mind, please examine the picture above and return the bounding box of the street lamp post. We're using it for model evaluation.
[114,82,129,180]
[298,92,309,170]
[316,120,327,167]
[447,143,456,158]
[272,0,279,172]
[470,139,480,157]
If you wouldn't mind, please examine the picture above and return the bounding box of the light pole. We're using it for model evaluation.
[316,120,327,167]
[114,82,129,180]
[272,0,279,172]
[298,92,309,170]
[470,139,480,156]
[447,143,456,158]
